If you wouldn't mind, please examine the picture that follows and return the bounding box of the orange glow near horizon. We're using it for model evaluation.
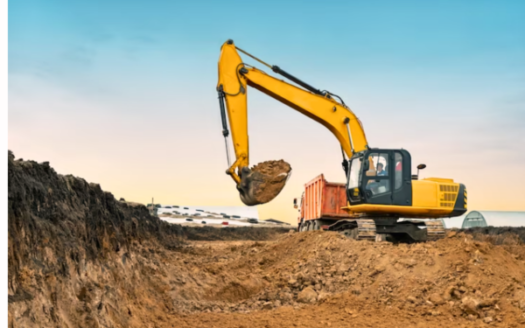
[9,72,525,225]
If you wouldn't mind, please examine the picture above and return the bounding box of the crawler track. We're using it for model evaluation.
[425,220,446,241]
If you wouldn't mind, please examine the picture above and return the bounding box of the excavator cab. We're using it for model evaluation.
[346,149,413,207]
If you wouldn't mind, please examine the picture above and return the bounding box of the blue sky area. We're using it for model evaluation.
[10,0,525,96]
[8,0,525,221]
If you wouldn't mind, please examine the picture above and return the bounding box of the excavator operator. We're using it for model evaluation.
[377,163,387,176]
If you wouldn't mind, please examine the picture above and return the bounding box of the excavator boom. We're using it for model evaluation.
[217,39,368,205]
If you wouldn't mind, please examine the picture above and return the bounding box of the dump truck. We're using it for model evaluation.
[294,174,350,231]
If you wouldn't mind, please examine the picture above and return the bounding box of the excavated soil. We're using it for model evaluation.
[462,227,525,244]
[249,160,292,204]
[180,226,291,241]
[8,152,525,327]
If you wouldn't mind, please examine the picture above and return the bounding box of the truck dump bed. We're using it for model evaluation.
[301,174,350,222]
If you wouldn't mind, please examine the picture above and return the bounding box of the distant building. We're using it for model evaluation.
[461,211,525,229]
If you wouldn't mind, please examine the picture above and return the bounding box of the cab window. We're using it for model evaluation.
[348,157,362,189]
[365,152,390,195]
[394,152,403,190]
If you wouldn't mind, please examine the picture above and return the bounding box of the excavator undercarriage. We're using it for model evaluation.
[299,218,446,243]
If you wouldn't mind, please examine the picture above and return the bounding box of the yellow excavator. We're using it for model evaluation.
[216,39,467,242]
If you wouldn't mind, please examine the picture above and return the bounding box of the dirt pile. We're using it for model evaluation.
[251,161,292,204]
[166,231,525,326]
[238,160,291,205]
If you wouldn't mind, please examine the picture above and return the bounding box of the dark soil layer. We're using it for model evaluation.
[181,226,291,241]
[461,227,525,244]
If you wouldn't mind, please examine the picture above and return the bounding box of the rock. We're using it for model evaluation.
[484,317,493,324]
[337,265,350,275]
[317,292,330,301]
[479,299,497,308]
[281,292,294,302]
[369,265,385,277]
[262,302,273,310]
[407,296,417,303]
[448,231,457,238]
[444,286,455,300]
[461,296,480,315]
[400,258,417,268]
[429,293,445,306]
[314,284,322,291]
[297,287,318,304]
[273,300,281,307]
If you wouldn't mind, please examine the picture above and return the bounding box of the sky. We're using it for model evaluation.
[8,0,525,224]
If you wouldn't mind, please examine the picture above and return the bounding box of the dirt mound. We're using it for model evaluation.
[167,232,525,325]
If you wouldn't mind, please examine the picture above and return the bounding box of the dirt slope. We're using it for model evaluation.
[8,151,525,327]
[8,151,185,327]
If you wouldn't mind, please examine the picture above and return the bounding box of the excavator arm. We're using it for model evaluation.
[217,39,369,205]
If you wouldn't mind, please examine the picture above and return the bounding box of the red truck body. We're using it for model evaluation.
[297,174,350,225]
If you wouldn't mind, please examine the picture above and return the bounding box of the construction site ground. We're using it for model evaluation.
[8,152,525,328]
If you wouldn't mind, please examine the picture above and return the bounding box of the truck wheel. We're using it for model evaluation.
[305,221,312,231]
[299,222,306,232]
[312,220,320,231]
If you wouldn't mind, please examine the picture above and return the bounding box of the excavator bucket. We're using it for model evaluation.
[237,160,292,206]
